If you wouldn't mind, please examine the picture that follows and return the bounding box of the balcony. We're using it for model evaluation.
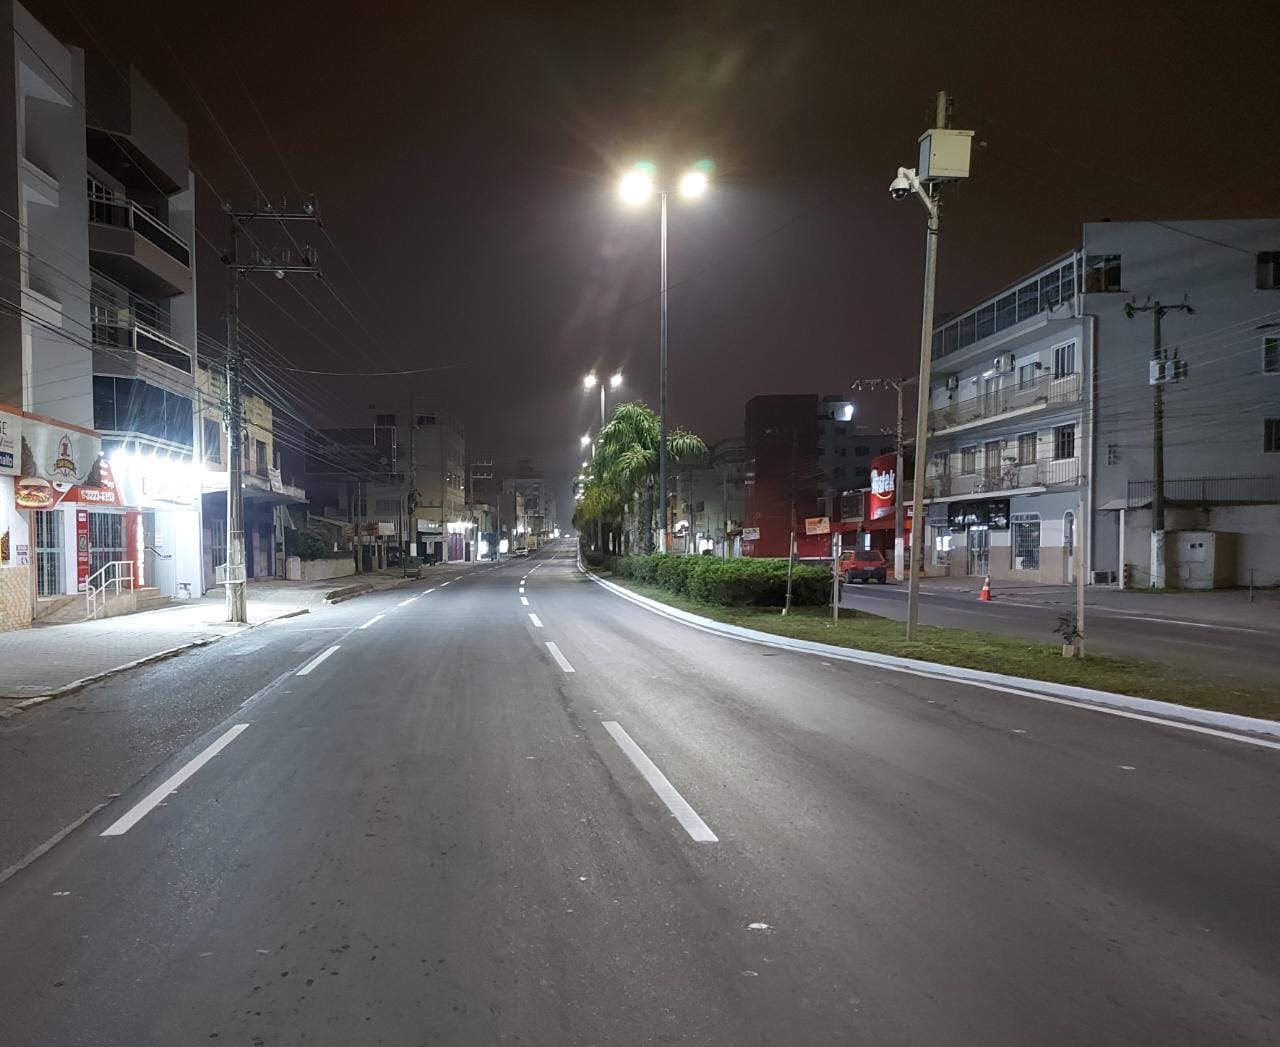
[925,458,1082,500]
[92,317,191,374]
[88,194,192,297]
[929,371,1081,436]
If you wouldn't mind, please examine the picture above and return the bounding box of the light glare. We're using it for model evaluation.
[619,169,653,205]
[583,373,598,389]
[679,170,708,198]
[609,372,623,388]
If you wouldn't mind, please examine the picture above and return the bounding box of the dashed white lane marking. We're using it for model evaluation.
[521,596,530,606]
[100,724,251,837]
[296,645,341,675]
[358,614,385,630]
[601,721,718,843]
[440,581,451,586]
[529,613,543,628]
[398,597,417,606]
[422,588,435,595]
[544,641,575,673]
[519,587,525,593]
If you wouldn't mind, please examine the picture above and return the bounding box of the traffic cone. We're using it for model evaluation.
[978,575,992,601]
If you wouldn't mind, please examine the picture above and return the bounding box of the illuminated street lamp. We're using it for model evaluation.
[619,159,712,551]
[582,369,624,429]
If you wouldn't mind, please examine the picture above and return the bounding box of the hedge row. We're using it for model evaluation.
[607,553,831,607]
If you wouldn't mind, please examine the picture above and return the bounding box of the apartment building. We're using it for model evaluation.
[673,437,746,557]
[922,219,1280,587]
[0,3,203,623]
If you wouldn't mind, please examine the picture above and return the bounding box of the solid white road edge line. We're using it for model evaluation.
[601,721,718,843]
[582,565,1280,750]
[529,613,543,627]
[358,614,385,630]
[521,596,530,605]
[545,641,575,672]
[100,724,251,837]
[296,645,341,675]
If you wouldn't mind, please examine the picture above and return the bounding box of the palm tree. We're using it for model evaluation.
[573,479,626,553]
[595,401,706,553]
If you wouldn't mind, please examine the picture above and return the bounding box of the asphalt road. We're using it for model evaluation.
[840,580,1280,686]
[1,541,1277,1045]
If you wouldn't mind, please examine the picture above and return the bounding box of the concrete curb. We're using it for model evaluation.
[581,564,1280,747]
[5,638,221,711]
[0,606,312,715]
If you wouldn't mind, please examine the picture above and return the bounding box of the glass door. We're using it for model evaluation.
[88,512,126,581]
[967,525,990,576]
[33,510,64,597]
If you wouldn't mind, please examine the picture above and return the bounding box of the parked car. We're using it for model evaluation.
[840,548,888,584]
[514,546,530,557]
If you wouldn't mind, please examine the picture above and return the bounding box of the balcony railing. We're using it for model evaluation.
[92,318,192,373]
[1127,475,1280,508]
[929,371,1081,433]
[88,193,191,268]
[925,458,1082,499]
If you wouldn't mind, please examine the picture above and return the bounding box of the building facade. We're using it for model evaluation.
[922,220,1280,587]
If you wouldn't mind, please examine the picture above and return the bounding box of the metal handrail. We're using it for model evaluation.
[86,559,134,620]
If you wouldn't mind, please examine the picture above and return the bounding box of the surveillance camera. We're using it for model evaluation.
[889,168,914,201]
[274,269,286,280]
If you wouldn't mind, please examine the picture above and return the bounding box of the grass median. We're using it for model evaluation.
[600,575,1279,721]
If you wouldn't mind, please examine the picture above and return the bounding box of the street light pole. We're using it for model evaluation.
[658,189,669,553]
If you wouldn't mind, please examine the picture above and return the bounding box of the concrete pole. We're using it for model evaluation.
[657,190,669,554]
[224,216,247,625]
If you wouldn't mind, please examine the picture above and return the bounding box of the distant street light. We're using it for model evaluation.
[619,159,712,552]
[580,433,591,448]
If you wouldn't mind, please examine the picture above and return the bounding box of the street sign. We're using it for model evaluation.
[804,516,830,535]
[741,527,760,541]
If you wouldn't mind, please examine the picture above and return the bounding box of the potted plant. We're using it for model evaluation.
[1055,613,1083,658]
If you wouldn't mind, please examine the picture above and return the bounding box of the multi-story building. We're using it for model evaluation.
[0,3,203,623]
[674,437,746,557]
[742,394,821,559]
[197,363,304,588]
[922,219,1280,587]
[921,253,1086,583]
[403,411,466,561]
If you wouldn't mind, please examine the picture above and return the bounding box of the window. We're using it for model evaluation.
[1258,252,1280,290]
[1084,255,1122,292]
[272,446,282,470]
[1018,362,1037,390]
[855,445,870,456]
[1107,442,1120,465]
[1012,513,1041,570]
[255,440,267,476]
[1266,418,1280,453]
[930,523,952,567]
[1264,337,1280,374]
[1017,432,1037,465]
[203,419,221,462]
[374,498,400,514]
[1054,424,1076,460]
[375,414,396,427]
[960,447,977,474]
[209,518,227,570]
[1052,341,1076,378]
[932,452,950,476]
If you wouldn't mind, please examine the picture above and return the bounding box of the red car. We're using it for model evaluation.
[839,548,888,584]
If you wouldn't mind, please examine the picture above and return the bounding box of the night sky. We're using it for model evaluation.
[35,0,1280,512]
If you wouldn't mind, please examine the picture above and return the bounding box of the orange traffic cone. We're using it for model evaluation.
[978,575,992,601]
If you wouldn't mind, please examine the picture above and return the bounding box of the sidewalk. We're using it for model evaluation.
[898,575,1280,631]
[0,559,491,708]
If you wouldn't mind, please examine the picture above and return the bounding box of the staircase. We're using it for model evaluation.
[133,587,173,614]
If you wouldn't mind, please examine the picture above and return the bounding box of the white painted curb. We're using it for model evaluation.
[579,561,1280,748]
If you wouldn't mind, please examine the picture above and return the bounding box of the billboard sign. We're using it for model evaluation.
[869,453,897,521]
[804,516,830,535]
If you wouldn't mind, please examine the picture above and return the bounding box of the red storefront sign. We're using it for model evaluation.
[76,509,89,592]
[869,453,897,521]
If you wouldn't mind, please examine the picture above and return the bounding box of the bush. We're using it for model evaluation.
[286,526,341,561]
[613,553,832,608]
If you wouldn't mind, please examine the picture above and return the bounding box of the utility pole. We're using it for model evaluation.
[851,376,914,582]
[1124,298,1192,589]
[408,394,417,565]
[221,198,321,623]
[783,429,798,616]
[893,90,973,640]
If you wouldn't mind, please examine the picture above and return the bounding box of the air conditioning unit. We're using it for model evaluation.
[944,373,960,391]
[993,353,1016,373]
